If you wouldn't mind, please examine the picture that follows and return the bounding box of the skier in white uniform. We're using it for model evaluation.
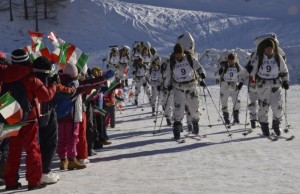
[119,45,131,87]
[132,57,151,106]
[249,37,289,137]
[149,58,162,115]
[218,52,244,124]
[141,41,153,69]
[165,41,206,140]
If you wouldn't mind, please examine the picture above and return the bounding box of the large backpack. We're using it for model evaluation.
[0,80,32,124]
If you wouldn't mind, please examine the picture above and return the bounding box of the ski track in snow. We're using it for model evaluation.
[1,84,300,194]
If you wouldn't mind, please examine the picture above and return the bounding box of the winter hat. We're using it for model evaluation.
[11,49,31,66]
[262,39,275,49]
[33,56,52,74]
[63,63,78,78]
[173,44,184,54]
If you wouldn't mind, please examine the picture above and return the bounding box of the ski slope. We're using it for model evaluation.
[1,84,299,194]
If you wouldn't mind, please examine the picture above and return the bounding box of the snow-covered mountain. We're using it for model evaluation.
[0,0,300,83]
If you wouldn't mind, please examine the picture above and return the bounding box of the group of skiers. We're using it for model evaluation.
[0,31,290,191]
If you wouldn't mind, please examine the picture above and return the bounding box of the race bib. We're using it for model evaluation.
[136,67,146,77]
[257,57,279,79]
[110,56,119,65]
[151,70,160,81]
[223,67,239,82]
[173,58,194,82]
[143,55,151,63]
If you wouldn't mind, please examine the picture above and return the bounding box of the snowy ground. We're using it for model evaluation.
[1,84,299,194]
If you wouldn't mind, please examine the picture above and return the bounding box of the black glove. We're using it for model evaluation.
[157,85,161,91]
[282,81,289,90]
[143,82,147,87]
[245,65,253,73]
[48,74,60,84]
[237,82,243,90]
[199,81,206,87]
[167,85,173,91]
[199,73,206,79]
[218,68,223,75]
[132,71,136,75]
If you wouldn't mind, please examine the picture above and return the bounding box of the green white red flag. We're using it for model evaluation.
[0,92,23,124]
[28,30,44,52]
[93,106,107,116]
[0,123,27,140]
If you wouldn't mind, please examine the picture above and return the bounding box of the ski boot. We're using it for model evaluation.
[233,110,240,124]
[187,124,193,133]
[260,122,270,136]
[192,120,199,135]
[134,99,138,105]
[223,112,230,125]
[173,121,182,140]
[152,107,155,116]
[166,118,172,126]
[250,120,256,129]
[125,79,128,87]
[272,119,281,136]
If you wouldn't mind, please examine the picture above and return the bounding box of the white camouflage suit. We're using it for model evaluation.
[161,61,174,120]
[165,54,205,123]
[119,54,130,82]
[134,64,151,102]
[219,61,244,114]
[149,68,162,107]
[251,54,289,123]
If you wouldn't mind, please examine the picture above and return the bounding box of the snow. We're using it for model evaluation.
[0,0,300,193]
[1,84,300,194]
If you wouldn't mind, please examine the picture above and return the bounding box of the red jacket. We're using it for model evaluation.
[0,64,57,121]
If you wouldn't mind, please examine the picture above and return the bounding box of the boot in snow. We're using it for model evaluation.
[250,120,256,129]
[152,107,155,116]
[67,158,86,170]
[260,122,270,136]
[233,110,240,124]
[125,79,128,87]
[223,112,230,124]
[192,120,199,135]
[173,121,182,140]
[60,158,68,170]
[187,124,193,133]
[166,118,172,126]
[272,119,281,136]
[134,99,138,105]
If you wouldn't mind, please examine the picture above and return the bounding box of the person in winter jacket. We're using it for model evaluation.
[32,56,60,185]
[250,37,289,137]
[56,63,86,171]
[119,45,131,87]
[132,57,151,106]
[165,43,206,140]
[218,52,245,124]
[1,49,57,191]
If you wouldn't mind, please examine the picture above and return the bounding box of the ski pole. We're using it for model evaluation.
[243,77,250,136]
[157,90,172,134]
[284,89,290,133]
[203,81,232,138]
[153,89,161,134]
[202,87,211,127]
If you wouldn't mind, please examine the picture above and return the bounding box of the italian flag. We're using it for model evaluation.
[93,106,107,116]
[0,93,23,124]
[0,123,26,140]
[59,42,89,71]
[31,47,52,61]
[47,31,65,48]
[28,30,44,52]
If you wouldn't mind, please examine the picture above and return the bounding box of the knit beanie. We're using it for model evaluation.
[173,44,184,54]
[11,49,31,66]
[63,63,78,78]
[33,56,52,74]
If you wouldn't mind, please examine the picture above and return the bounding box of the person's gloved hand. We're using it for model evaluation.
[199,73,206,79]
[237,82,243,90]
[143,82,147,87]
[218,68,223,75]
[282,81,289,90]
[48,74,60,84]
[245,65,253,73]
[167,85,173,91]
[157,85,161,91]
[199,81,206,87]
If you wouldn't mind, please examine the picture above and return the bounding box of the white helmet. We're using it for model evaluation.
[254,33,279,47]
[121,45,130,51]
[176,32,195,53]
[143,41,151,49]
[133,41,141,48]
